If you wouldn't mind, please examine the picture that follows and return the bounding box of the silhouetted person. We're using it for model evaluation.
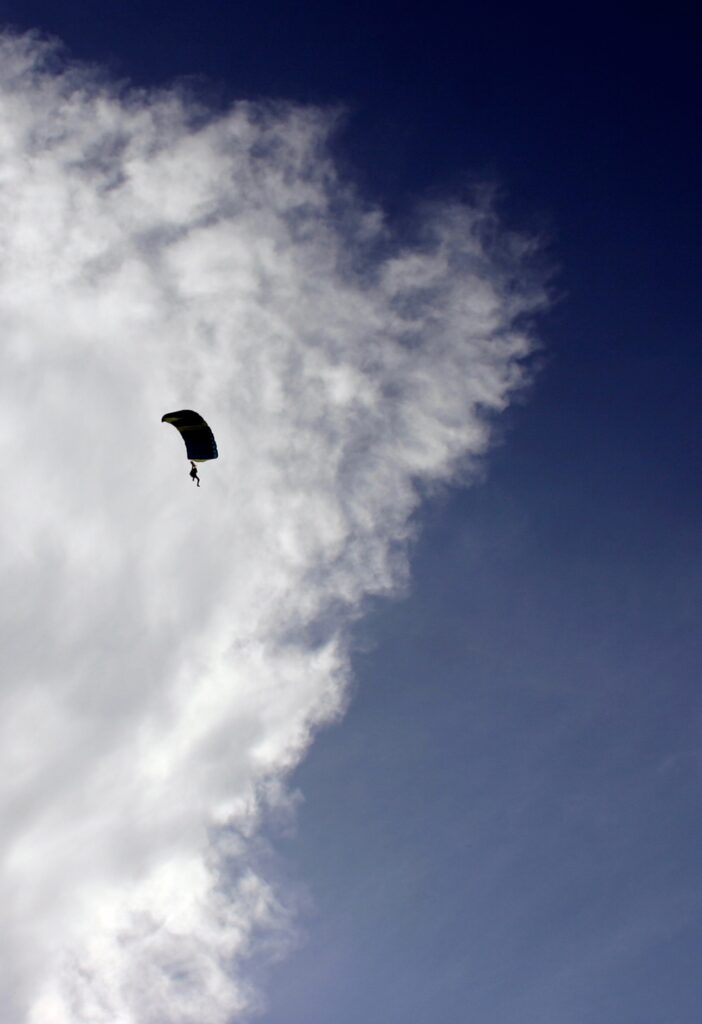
[190,461,200,487]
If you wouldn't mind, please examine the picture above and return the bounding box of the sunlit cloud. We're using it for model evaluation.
[0,29,546,1023]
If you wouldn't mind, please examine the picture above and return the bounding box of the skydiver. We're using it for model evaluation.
[189,461,200,487]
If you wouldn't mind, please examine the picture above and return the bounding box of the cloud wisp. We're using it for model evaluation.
[0,30,545,1023]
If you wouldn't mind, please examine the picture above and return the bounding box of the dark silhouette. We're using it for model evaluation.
[162,410,218,485]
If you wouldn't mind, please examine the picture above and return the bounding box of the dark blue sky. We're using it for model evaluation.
[4,4,700,1021]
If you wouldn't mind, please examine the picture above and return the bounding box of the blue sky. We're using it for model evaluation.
[0,5,700,1023]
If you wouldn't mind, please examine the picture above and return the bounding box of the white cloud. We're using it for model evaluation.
[0,30,547,1023]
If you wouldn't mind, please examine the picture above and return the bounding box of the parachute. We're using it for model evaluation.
[162,410,219,463]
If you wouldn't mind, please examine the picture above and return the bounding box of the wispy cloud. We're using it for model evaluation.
[0,30,546,1023]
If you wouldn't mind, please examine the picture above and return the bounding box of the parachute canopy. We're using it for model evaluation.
[162,410,219,462]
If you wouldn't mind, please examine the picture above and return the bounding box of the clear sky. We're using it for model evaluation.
[0,5,700,1023]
